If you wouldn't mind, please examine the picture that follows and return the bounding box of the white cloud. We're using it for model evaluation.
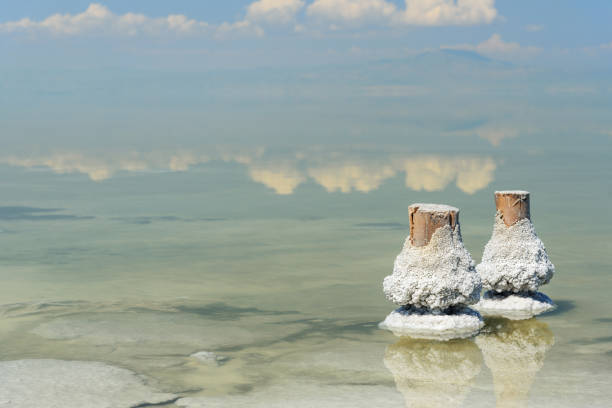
[307,0,497,26]
[246,0,305,24]
[395,0,497,26]
[0,3,208,36]
[215,20,264,38]
[0,1,499,39]
[443,34,540,59]
[307,0,396,23]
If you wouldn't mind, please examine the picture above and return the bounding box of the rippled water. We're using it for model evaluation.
[0,131,610,407]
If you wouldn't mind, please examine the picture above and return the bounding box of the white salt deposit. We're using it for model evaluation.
[379,307,484,340]
[409,203,459,213]
[477,215,554,293]
[0,359,176,408]
[495,190,530,195]
[474,291,556,320]
[190,351,228,366]
[383,225,481,310]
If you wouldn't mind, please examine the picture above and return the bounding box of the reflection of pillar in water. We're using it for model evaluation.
[384,338,482,408]
[476,318,554,408]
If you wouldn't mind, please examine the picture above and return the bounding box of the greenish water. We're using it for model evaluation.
[0,138,610,406]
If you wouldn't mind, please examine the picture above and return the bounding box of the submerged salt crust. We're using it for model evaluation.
[477,215,554,293]
[0,359,177,408]
[176,381,404,408]
[383,225,481,310]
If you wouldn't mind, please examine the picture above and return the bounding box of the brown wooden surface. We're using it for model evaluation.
[409,204,458,247]
[494,191,530,226]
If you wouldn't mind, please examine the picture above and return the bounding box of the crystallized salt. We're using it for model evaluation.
[383,225,481,310]
[477,215,554,293]
[379,307,483,340]
[409,203,459,213]
[495,190,530,195]
[474,291,556,320]
[0,359,176,408]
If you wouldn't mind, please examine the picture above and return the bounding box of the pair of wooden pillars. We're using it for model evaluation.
[409,191,530,247]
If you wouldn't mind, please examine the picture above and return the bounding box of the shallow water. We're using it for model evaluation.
[0,131,610,407]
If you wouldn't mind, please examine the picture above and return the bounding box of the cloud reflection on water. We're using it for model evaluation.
[1,147,496,195]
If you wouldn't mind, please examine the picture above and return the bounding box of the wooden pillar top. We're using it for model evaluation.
[408,203,459,247]
[494,190,530,227]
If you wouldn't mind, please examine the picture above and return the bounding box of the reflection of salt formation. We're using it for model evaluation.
[384,337,483,408]
[476,318,554,408]
[475,191,555,319]
[380,204,483,340]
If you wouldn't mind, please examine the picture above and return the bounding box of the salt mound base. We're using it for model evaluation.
[474,291,556,320]
[379,307,483,341]
[0,359,176,408]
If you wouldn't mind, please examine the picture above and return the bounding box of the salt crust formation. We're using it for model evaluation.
[384,337,482,408]
[383,224,481,311]
[474,291,556,320]
[0,359,176,408]
[477,215,554,294]
[379,307,484,340]
[476,318,554,408]
[176,382,404,407]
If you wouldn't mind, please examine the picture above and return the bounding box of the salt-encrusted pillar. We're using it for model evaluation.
[409,204,458,247]
[380,203,483,340]
[494,191,530,227]
[475,190,556,319]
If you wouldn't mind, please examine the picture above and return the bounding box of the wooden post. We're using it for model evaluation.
[408,203,459,247]
[494,191,530,227]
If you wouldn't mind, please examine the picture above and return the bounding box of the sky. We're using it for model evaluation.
[1,1,611,69]
[0,1,611,150]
